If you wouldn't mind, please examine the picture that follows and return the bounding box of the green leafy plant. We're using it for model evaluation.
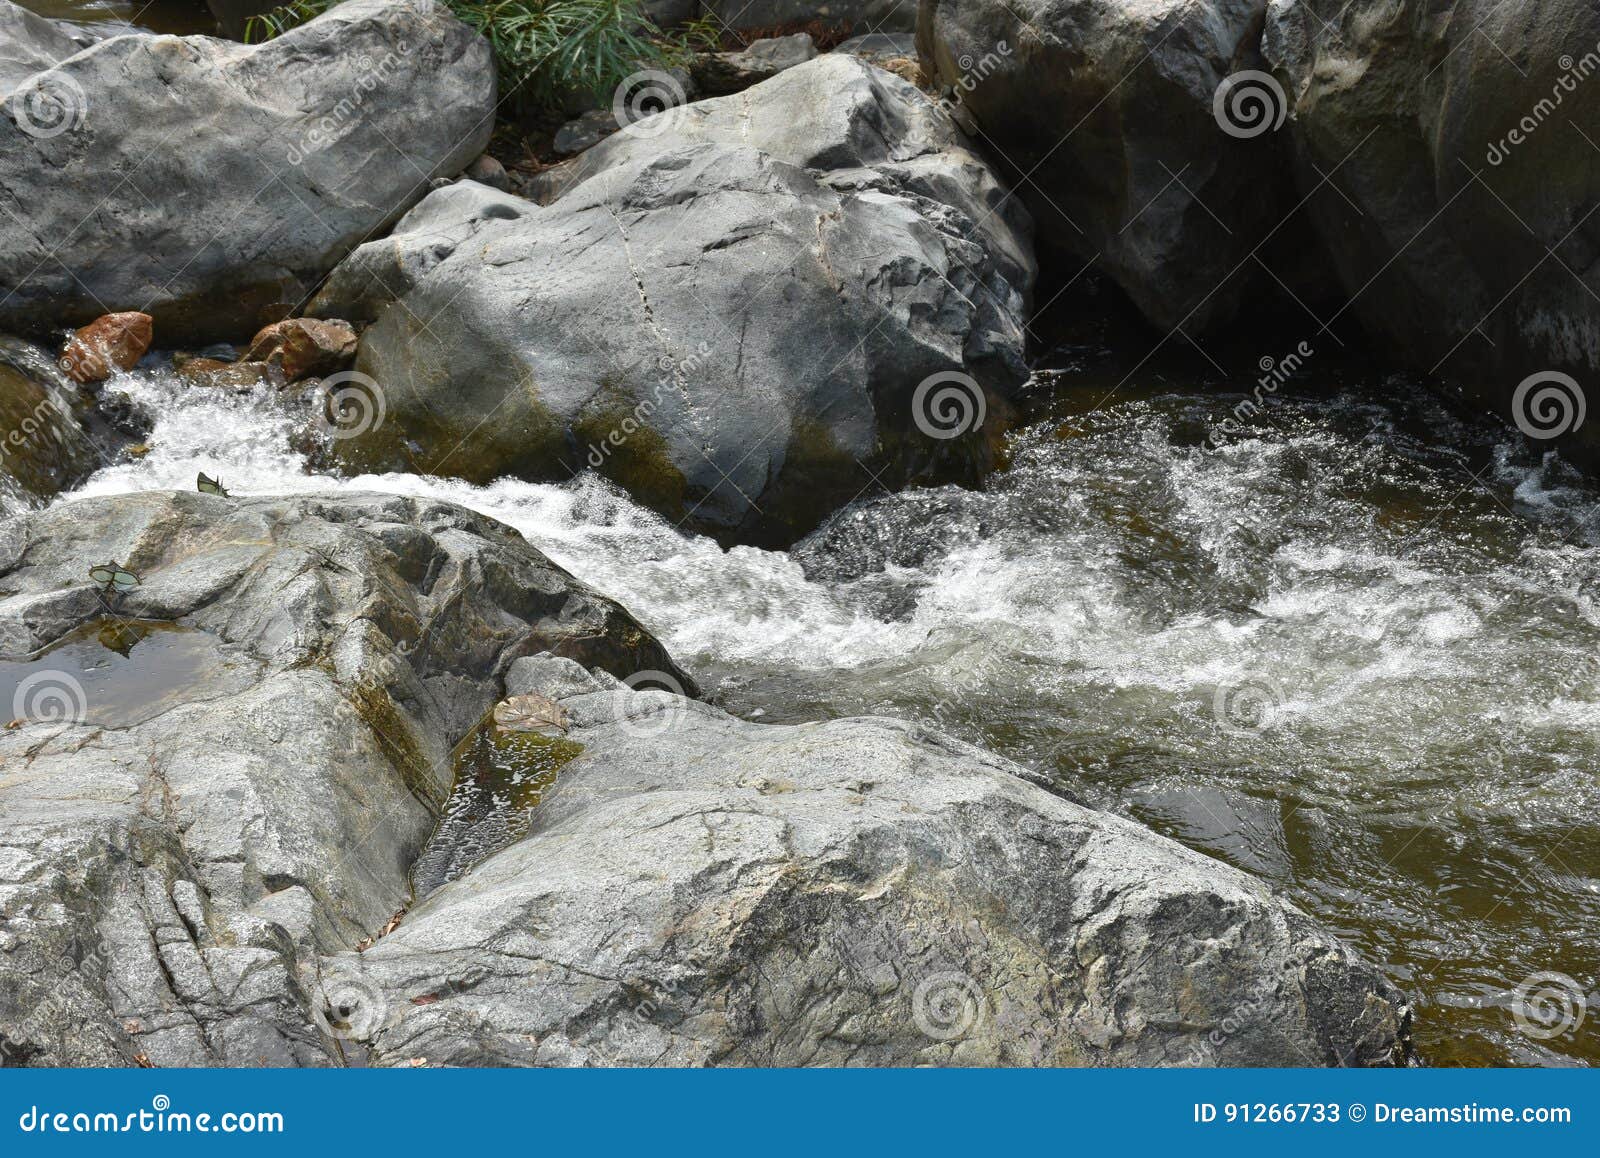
[245,0,692,111]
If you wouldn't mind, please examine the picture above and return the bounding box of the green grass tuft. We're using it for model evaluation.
[245,0,697,111]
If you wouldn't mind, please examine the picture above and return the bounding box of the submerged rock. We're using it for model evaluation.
[0,491,688,1066]
[342,658,1411,1067]
[0,0,494,343]
[491,691,570,735]
[174,357,284,391]
[1265,0,1600,465]
[311,55,1035,546]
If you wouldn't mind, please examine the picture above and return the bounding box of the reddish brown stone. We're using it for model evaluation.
[243,317,357,382]
[59,312,154,383]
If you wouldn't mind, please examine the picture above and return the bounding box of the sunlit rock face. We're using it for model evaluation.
[309,55,1035,548]
[343,656,1411,1068]
[0,0,494,343]
[0,491,685,1066]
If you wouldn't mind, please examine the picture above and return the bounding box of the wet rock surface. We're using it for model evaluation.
[60,312,153,384]
[0,337,104,507]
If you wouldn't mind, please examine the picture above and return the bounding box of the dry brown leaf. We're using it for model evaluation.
[492,692,569,734]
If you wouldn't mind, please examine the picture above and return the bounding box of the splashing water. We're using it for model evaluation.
[56,362,1600,1066]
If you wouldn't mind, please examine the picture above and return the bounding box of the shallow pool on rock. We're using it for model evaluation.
[409,720,584,899]
[2,619,254,729]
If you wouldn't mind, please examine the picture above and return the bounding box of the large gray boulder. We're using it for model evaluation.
[0,491,688,1066]
[0,0,494,343]
[335,657,1410,1067]
[1265,0,1600,465]
[916,0,1298,331]
[310,54,1034,546]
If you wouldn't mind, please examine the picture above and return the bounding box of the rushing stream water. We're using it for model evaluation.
[15,330,1598,1068]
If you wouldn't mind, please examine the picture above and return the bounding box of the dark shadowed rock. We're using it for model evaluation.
[0,0,494,344]
[690,33,817,95]
[551,107,621,156]
[1265,0,1600,465]
[705,0,915,34]
[916,0,1301,332]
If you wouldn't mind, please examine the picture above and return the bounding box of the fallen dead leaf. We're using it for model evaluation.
[492,692,569,734]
